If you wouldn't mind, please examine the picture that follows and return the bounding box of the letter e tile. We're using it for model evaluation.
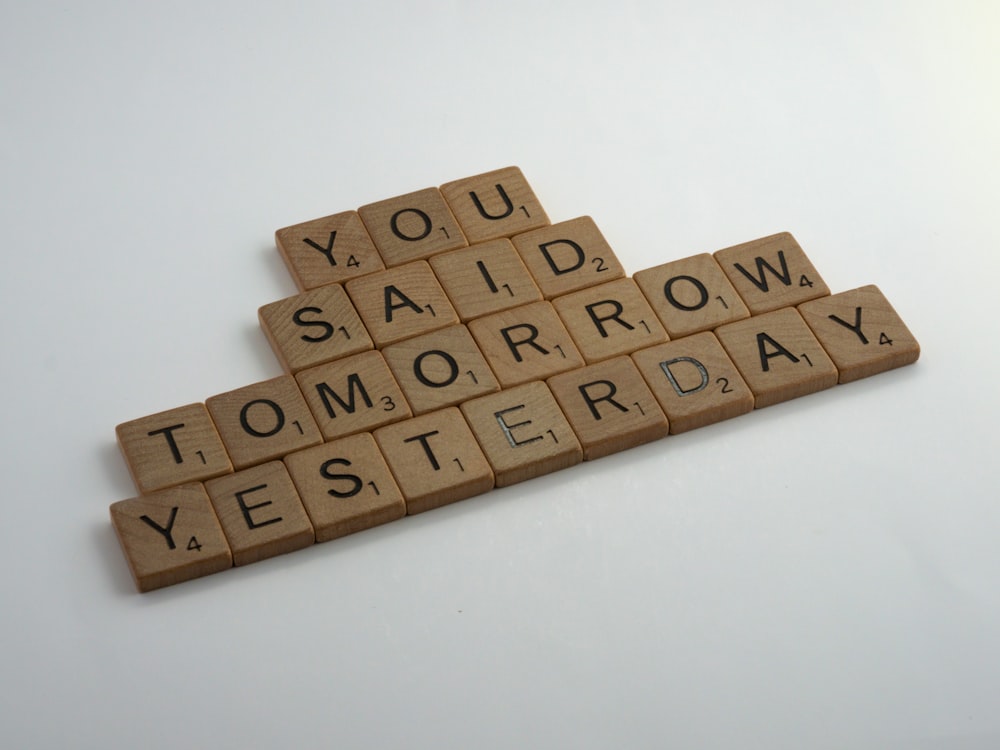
[275,210,385,290]
[440,166,549,243]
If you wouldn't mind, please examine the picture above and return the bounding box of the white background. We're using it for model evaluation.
[2,2,998,748]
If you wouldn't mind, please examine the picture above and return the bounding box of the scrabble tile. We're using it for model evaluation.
[439,166,549,243]
[275,210,385,290]
[714,232,830,314]
[358,187,467,267]
[511,215,626,299]
[633,253,750,338]
[345,260,459,347]
[467,301,584,388]
[461,382,582,487]
[110,483,232,592]
[116,403,233,494]
[631,332,754,434]
[552,277,668,363]
[381,324,500,415]
[204,461,314,566]
[206,375,323,469]
[374,407,494,514]
[284,433,406,543]
[428,238,543,321]
[546,357,669,460]
[798,284,920,383]
[295,350,411,440]
[715,308,839,408]
[258,283,374,374]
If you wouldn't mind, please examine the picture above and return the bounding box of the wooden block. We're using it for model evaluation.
[467,300,584,388]
[358,187,467,267]
[439,166,549,243]
[631,332,754,434]
[546,357,669,460]
[798,284,920,383]
[258,283,374,374]
[284,432,406,542]
[116,403,233,494]
[382,324,500,415]
[275,210,384,290]
[110,483,232,592]
[511,216,626,299]
[633,253,750,338]
[715,308,839,408]
[206,375,322,469]
[373,407,494,514]
[428,238,543,321]
[460,381,582,487]
[204,461,314,566]
[552,277,668,363]
[345,260,459,347]
[714,232,830,314]
[295,350,411,440]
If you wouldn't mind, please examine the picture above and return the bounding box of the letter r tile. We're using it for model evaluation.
[440,166,550,244]
[274,210,385,291]
[358,187,468,267]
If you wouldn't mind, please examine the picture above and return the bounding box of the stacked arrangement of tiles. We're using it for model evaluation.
[111,166,920,593]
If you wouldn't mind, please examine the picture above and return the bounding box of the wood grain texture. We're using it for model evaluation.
[439,166,549,244]
[275,210,384,290]
[358,187,467,267]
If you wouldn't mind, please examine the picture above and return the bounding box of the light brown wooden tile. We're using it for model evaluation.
[511,216,625,299]
[116,403,233,495]
[467,301,584,388]
[798,284,920,383]
[631,332,754,434]
[552,277,668,363]
[633,253,750,338]
[461,381,582,486]
[358,187,467,267]
[714,232,830,314]
[295,350,411,440]
[546,357,669,460]
[284,432,406,543]
[110,483,232,593]
[374,408,494,514]
[258,283,374,374]
[345,260,459,347]
[206,375,322,469]
[715,308,839,408]
[204,461,314,566]
[275,210,384,290]
[382,324,500,415]
[439,166,549,243]
[428,238,543,321]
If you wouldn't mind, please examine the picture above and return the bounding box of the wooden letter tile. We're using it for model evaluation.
[467,301,584,388]
[345,260,459,347]
[275,210,385,290]
[110,483,232,592]
[552,277,668,363]
[428,238,543,321]
[460,382,582,487]
[374,408,494,514]
[715,308,839,408]
[439,166,549,243]
[631,332,754,434]
[258,283,373,374]
[382,324,500,415]
[358,187,467,267]
[633,253,750,338]
[714,232,830,314]
[284,433,406,543]
[511,216,625,299]
[294,350,411,441]
[546,357,669,460]
[206,375,322,469]
[204,461,314,566]
[116,403,233,494]
[798,284,920,383]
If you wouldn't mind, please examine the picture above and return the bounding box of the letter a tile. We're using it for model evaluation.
[440,166,549,243]
[275,210,385,290]
[110,483,233,593]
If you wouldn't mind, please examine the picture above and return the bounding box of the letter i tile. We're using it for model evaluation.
[110,483,233,592]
